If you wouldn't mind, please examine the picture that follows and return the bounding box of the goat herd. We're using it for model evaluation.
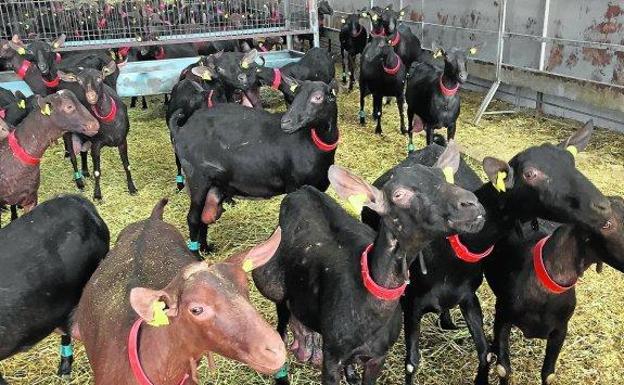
[0,5,623,385]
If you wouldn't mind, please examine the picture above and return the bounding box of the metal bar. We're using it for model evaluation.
[309,0,320,47]
[538,0,551,71]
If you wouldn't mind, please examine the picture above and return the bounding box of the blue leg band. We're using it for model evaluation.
[74,171,82,180]
[274,364,289,379]
[176,175,185,183]
[187,241,200,251]
[358,110,366,118]
[60,344,73,358]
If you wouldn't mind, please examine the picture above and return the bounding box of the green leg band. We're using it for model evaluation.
[74,171,83,180]
[187,241,199,251]
[274,363,289,379]
[60,344,73,358]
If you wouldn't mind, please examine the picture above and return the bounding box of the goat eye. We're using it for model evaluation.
[190,306,204,316]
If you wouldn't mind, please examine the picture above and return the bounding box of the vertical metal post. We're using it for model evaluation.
[420,0,425,43]
[538,0,551,71]
[473,0,507,125]
[309,0,320,48]
[285,0,293,50]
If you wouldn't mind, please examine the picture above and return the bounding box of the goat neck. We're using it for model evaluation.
[11,112,63,159]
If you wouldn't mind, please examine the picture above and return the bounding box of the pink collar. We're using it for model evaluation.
[8,131,40,166]
[311,128,338,152]
[370,27,386,37]
[389,31,400,47]
[128,319,190,385]
[532,235,576,294]
[271,68,282,90]
[360,244,407,301]
[15,59,32,79]
[439,76,460,97]
[206,89,215,108]
[447,234,494,263]
[155,47,166,60]
[383,53,402,75]
[91,94,117,123]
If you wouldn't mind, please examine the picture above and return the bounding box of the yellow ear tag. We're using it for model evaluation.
[469,47,478,55]
[53,42,60,49]
[201,71,212,80]
[242,259,254,273]
[361,12,367,17]
[442,167,455,184]
[372,14,378,21]
[110,51,117,60]
[433,50,442,59]
[148,300,170,327]
[290,84,298,92]
[347,193,367,215]
[41,104,51,116]
[494,171,507,193]
[17,99,25,109]
[400,11,405,16]
[566,146,578,159]
[17,47,26,55]
[258,42,264,47]
[241,62,249,69]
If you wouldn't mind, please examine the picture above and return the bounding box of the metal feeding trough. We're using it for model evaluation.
[0,0,317,96]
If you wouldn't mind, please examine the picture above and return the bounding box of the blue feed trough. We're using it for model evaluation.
[0,50,303,97]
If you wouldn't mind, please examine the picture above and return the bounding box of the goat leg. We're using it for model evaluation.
[348,54,355,92]
[373,95,383,135]
[491,310,513,385]
[403,303,422,385]
[541,327,567,385]
[80,151,90,177]
[341,48,347,84]
[425,126,434,146]
[57,333,73,378]
[118,139,138,195]
[63,134,85,190]
[141,96,148,110]
[130,96,137,108]
[10,205,18,220]
[447,123,457,142]
[344,364,360,385]
[460,294,490,385]
[275,302,291,385]
[397,93,406,135]
[321,349,342,385]
[91,144,103,201]
[358,80,366,125]
[362,355,387,385]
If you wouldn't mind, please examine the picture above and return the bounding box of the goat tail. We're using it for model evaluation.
[168,108,184,134]
[150,198,169,220]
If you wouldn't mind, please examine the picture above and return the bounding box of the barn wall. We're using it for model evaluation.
[324,0,624,131]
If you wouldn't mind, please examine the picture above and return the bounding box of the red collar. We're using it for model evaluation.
[532,235,576,294]
[118,46,131,58]
[155,47,166,60]
[206,89,215,108]
[360,244,407,301]
[383,53,402,75]
[447,234,494,263]
[439,76,460,97]
[128,319,190,385]
[91,94,117,123]
[370,28,386,37]
[389,31,400,47]
[271,68,282,90]
[8,131,40,166]
[42,74,60,89]
[15,59,32,79]
[310,128,338,152]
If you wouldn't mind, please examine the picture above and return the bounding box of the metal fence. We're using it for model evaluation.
[323,0,624,130]
[0,0,318,50]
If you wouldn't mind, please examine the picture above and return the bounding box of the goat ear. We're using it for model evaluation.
[431,42,445,59]
[102,61,117,78]
[191,65,214,81]
[51,34,66,49]
[483,157,514,193]
[433,140,460,176]
[34,94,47,110]
[559,119,593,153]
[281,74,301,93]
[57,70,77,82]
[0,119,9,141]
[240,49,258,69]
[328,165,387,215]
[228,227,282,272]
[130,287,178,324]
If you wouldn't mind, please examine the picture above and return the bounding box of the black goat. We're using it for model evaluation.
[369,6,421,69]
[406,43,478,148]
[485,195,621,385]
[172,79,339,254]
[339,12,368,91]
[252,143,486,385]
[166,73,226,190]
[0,195,109,384]
[359,36,406,135]
[281,47,336,83]
[59,51,121,89]
[58,62,137,200]
[0,90,33,126]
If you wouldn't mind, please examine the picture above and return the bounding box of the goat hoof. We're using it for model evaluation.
[200,242,215,254]
[176,182,185,191]
[128,186,138,195]
[93,193,103,201]
[82,171,90,178]
[546,374,556,385]
[487,353,497,364]
[496,364,507,378]
[359,117,365,125]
